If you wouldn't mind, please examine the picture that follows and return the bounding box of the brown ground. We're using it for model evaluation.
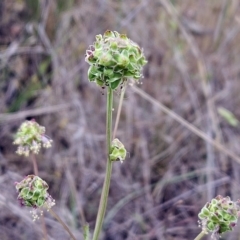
[1,0,240,239]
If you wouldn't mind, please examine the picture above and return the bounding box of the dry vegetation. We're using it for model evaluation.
[1,0,240,239]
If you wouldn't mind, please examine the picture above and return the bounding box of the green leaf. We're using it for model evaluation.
[218,107,239,127]
[88,66,100,81]
[99,53,114,67]
[207,221,215,231]
[96,79,104,87]
[37,196,45,207]
[202,207,210,216]
[32,191,41,201]
[108,73,122,82]
[20,187,29,196]
[110,79,121,90]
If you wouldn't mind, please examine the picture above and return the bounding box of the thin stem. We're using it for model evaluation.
[49,209,77,240]
[31,154,39,176]
[113,86,126,139]
[30,154,47,239]
[194,231,206,240]
[131,85,240,164]
[93,87,113,240]
[83,223,90,240]
[30,155,76,239]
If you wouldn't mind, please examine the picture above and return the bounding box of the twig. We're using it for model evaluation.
[39,0,51,29]
[131,85,240,164]
[214,0,228,43]
[160,0,222,202]
[65,162,86,224]
[113,86,126,139]
[0,103,72,122]
[31,154,39,176]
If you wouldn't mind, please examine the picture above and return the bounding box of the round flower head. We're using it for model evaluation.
[16,175,55,221]
[110,138,127,163]
[85,30,147,90]
[13,120,52,156]
[198,195,240,239]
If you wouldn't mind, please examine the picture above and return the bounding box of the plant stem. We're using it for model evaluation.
[194,231,206,240]
[113,85,126,139]
[31,154,39,176]
[49,209,77,240]
[93,87,113,240]
[83,223,90,240]
[31,154,47,239]
[30,154,76,240]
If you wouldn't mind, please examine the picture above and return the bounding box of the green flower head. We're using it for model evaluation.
[110,138,127,163]
[85,30,147,90]
[16,175,55,221]
[13,119,52,156]
[198,195,240,239]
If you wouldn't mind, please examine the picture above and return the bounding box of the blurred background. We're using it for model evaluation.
[1,0,240,239]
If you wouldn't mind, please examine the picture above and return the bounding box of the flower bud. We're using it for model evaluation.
[16,175,55,221]
[85,30,147,89]
[198,195,240,239]
[110,138,127,163]
[13,120,52,156]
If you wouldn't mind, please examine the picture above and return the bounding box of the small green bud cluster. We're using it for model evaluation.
[85,30,147,90]
[13,119,52,156]
[16,175,55,221]
[110,138,126,163]
[198,195,240,239]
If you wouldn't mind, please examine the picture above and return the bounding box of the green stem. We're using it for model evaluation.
[83,223,90,240]
[113,85,126,139]
[194,231,206,240]
[93,87,113,240]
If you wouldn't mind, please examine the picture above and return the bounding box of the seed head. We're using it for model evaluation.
[13,120,52,156]
[16,175,55,221]
[198,195,240,239]
[85,30,147,89]
[110,138,127,163]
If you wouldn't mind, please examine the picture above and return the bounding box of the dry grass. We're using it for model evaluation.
[1,0,240,239]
